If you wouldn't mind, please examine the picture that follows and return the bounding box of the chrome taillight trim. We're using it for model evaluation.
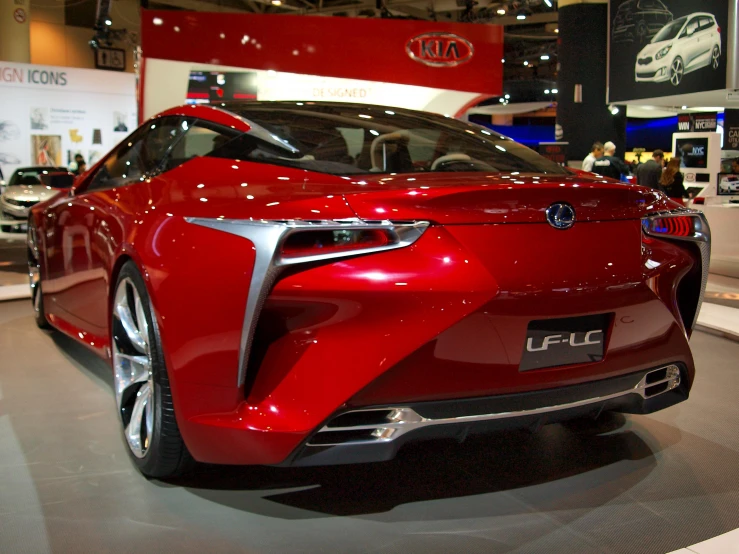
[642,210,711,331]
[186,217,429,387]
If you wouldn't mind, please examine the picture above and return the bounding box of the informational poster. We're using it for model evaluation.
[608,0,729,102]
[724,109,739,151]
[0,62,136,178]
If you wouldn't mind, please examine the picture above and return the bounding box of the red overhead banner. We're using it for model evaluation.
[140,9,503,96]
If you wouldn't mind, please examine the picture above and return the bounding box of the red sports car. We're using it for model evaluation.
[29,102,710,478]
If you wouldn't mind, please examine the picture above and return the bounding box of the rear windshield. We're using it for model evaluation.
[209,104,567,176]
[8,167,64,186]
[652,18,685,42]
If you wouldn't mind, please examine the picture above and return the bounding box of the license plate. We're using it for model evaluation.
[519,314,611,371]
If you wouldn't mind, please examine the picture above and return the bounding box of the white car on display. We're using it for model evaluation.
[635,12,721,86]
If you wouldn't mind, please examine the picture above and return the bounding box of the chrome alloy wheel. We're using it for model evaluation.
[112,278,155,459]
[712,46,720,70]
[670,58,684,86]
[27,247,41,314]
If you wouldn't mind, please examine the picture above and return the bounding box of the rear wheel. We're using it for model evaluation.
[112,262,193,479]
[711,46,720,70]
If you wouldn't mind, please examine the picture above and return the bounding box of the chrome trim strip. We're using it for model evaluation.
[186,217,429,387]
[309,365,681,446]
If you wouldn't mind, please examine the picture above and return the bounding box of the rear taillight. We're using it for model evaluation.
[281,228,394,259]
[692,197,705,205]
[642,212,709,242]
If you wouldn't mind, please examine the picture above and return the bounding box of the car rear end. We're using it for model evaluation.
[172,174,709,467]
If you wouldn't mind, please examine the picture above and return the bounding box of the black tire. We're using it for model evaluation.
[112,261,194,479]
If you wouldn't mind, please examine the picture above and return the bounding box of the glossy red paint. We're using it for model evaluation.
[29,104,706,466]
[140,9,503,95]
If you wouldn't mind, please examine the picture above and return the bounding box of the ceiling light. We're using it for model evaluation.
[541,54,550,60]
[610,105,620,115]
[544,0,552,6]
[523,61,529,66]
[501,58,505,63]
[517,14,526,20]
[497,8,505,15]
[554,28,559,33]
[271,0,282,4]
[544,89,550,94]
[504,94,510,99]
[152,17,163,25]
[105,18,112,26]
[499,98,505,103]
[552,88,558,93]
[682,105,688,110]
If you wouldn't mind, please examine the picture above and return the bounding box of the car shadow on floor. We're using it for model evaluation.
[47,328,666,521]
[164,413,665,520]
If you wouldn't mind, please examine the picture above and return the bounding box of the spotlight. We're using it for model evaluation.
[682,105,688,110]
[523,61,529,66]
[271,0,282,4]
[552,88,558,93]
[545,89,550,94]
[501,58,505,63]
[609,104,620,115]
[555,28,559,33]
[544,0,552,6]
[517,13,526,20]
[541,54,550,60]
[497,8,505,15]
[105,18,112,26]
[504,94,510,99]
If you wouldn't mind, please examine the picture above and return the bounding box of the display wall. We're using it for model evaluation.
[0,62,136,177]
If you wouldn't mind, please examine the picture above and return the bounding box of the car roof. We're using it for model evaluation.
[14,166,65,173]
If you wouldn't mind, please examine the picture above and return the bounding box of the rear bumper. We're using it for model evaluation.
[282,364,687,467]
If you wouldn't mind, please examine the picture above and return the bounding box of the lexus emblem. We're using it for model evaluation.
[406,33,474,67]
[546,202,575,229]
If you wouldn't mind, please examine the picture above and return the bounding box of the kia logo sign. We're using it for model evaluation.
[406,33,474,67]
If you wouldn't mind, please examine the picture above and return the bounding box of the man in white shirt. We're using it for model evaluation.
[582,142,604,172]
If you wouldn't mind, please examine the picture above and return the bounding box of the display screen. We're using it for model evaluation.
[186,71,258,104]
[718,173,739,196]
[675,138,709,169]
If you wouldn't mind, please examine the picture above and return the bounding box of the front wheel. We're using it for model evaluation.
[112,261,193,479]
[670,57,684,86]
[27,226,50,329]
[711,46,720,70]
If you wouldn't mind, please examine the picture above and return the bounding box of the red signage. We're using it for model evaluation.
[141,9,503,96]
[406,33,474,67]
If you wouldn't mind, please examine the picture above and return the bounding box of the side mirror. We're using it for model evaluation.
[40,172,76,189]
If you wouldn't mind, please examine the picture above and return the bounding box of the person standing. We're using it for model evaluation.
[582,142,604,172]
[636,149,665,191]
[660,157,686,202]
[591,141,630,181]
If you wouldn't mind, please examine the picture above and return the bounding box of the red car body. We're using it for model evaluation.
[29,102,710,470]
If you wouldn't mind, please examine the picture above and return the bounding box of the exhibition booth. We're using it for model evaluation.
[139,10,503,120]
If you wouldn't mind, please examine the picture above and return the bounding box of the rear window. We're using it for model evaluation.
[209,104,567,176]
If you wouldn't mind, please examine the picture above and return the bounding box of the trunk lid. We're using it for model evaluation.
[338,173,674,224]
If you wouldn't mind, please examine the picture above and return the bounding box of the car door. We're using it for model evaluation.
[43,117,185,339]
[678,18,701,69]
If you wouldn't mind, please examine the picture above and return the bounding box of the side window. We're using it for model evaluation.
[88,117,184,191]
[699,17,715,31]
[160,119,239,172]
[680,19,700,38]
